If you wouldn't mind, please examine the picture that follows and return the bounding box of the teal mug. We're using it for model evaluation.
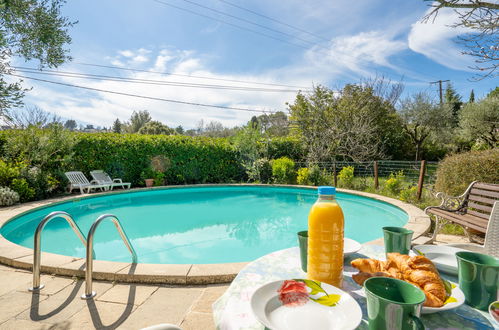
[364,277,425,330]
[456,251,499,311]
[383,226,414,255]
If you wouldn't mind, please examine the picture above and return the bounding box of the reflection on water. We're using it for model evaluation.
[0,187,407,264]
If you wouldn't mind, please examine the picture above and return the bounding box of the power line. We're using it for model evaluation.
[174,0,318,47]
[216,0,329,42]
[8,73,281,113]
[12,67,307,93]
[73,63,310,89]
[151,0,311,50]
[151,0,429,84]
[429,79,450,105]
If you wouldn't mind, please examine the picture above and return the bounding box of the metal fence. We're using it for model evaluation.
[295,160,439,184]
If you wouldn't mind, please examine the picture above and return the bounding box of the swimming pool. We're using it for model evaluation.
[0,186,407,264]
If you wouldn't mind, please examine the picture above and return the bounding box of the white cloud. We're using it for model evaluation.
[306,31,407,75]
[132,55,149,63]
[119,50,134,58]
[408,8,473,71]
[110,60,125,67]
[21,30,410,128]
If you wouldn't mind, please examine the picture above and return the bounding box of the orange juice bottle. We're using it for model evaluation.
[307,186,344,287]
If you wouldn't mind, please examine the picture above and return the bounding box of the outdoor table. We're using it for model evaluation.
[212,244,497,329]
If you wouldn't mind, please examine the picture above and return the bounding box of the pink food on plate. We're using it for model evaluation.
[277,280,309,307]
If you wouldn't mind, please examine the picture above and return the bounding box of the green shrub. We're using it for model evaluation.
[0,186,20,206]
[265,137,304,161]
[71,133,244,186]
[297,166,331,186]
[154,172,165,186]
[271,157,296,184]
[10,178,35,201]
[383,171,405,195]
[4,125,75,174]
[297,168,310,185]
[337,166,354,188]
[254,158,272,183]
[0,160,20,186]
[399,186,418,203]
[435,149,499,195]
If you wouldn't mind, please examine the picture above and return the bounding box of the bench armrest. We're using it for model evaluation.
[113,178,123,183]
[434,191,466,211]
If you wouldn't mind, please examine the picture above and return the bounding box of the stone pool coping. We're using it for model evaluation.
[0,184,431,285]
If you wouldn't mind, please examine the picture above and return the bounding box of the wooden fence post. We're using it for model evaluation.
[374,161,379,190]
[417,160,426,200]
[333,162,337,187]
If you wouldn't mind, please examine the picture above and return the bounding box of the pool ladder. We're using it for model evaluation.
[28,211,137,299]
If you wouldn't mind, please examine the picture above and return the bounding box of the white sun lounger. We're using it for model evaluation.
[90,170,131,190]
[65,171,111,194]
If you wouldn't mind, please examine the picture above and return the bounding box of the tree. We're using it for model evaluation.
[469,89,475,103]
[112,118,122,133]
[487,86,499,98]
[126,110,151,133]
[4,105,60,128]
[138,120,175,135]
[201,120,237,137]
[444,82,463,126]
[399,93,453,161]
[423,1,499,79]
[175,125,184,135]
[249,111,289,137]
[289,83,403,163]
[64,119,77,131]
[459,96,499,148]
[232,125,263,181]
[0,0,75,115]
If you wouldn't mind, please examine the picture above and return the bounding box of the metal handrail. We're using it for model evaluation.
[29,211,88,292]
[82,214,137,299]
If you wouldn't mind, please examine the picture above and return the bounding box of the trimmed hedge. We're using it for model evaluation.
[71,133,244,185]
[434,149,499,195]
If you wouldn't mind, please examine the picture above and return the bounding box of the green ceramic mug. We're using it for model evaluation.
[364,277,425,330]
[456,251,499,311]
[297,230,308,272]
[383,226,414,255]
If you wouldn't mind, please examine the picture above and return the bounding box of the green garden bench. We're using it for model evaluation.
[425,181,499,242]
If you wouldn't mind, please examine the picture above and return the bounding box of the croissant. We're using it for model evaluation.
[387,253,447,307]
[351,253,447,307]
[350,258,386,273]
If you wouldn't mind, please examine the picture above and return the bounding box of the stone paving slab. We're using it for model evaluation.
[0,291,49,324]
[15,280,113,324]
[180,311,216,330]
[66,301,137,330]
[0,318,55,330]
[118,287,205,329]
[97,283,158,306]
[116,263,192,284]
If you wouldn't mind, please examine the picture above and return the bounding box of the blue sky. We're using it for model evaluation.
[12,0,498,128]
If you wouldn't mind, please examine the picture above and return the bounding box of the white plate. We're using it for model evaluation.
[412,245,467,275]
[251,279,362,330]
[344,238,362,257]
[421,283,465,314]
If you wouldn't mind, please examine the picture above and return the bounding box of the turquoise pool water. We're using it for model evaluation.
[1,186,407,264]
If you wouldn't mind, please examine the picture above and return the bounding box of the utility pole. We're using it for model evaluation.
[430,80,450,105]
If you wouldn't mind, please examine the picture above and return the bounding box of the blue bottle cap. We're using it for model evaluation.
[318,186,336,195]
